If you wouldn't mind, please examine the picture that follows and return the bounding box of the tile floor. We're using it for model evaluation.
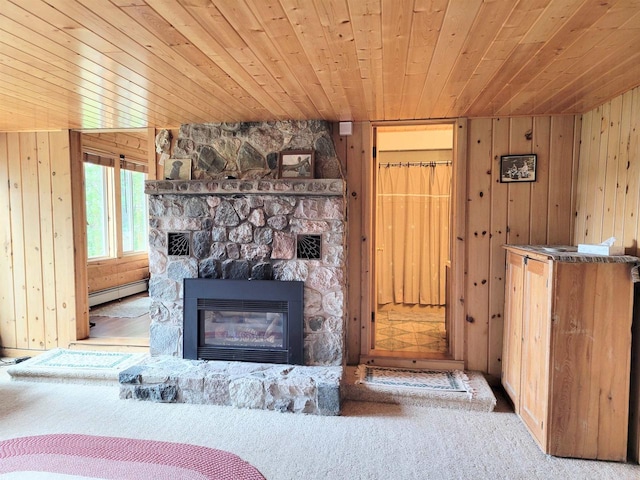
[374,304,448,354]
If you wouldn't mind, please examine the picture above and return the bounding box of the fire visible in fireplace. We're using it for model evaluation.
[183,279,304,364]
[202,310,284,348]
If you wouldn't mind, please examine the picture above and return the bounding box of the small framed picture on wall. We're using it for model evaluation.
[278,150,314,179]
[164,158,192,180]
[500,154,537,183]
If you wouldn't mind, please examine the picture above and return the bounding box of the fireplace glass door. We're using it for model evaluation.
[183,279,304,364]
[201,306,285,349]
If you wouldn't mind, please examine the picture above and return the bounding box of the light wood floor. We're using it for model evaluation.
[89,293,151,340]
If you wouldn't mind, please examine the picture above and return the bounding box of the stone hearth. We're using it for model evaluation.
[119,357,341,415]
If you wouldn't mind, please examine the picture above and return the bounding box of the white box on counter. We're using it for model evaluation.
[577,244,625,255]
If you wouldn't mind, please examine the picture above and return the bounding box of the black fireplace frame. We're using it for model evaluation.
[183,279,304,365]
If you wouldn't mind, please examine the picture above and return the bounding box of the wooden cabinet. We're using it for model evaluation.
[502,246,636,461]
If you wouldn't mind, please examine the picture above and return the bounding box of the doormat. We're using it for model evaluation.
[0,434,265,480]
[346,365,496,412]
[356,365,470,393]
[7,348,147,386]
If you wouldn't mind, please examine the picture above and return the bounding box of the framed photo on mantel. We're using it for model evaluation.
[164,158,192,180]
[278,150,314,179]
[500,154,537,183]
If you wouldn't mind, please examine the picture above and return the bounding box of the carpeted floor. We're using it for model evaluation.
[1,368,638,480]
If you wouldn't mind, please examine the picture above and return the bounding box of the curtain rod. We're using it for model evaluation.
[378,161,452,168]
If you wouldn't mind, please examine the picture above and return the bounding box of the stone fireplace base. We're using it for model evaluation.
[119,356,342,415]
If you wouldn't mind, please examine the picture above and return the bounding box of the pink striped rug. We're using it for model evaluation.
[0,434,266,479]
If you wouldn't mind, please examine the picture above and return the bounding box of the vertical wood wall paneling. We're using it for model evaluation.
[574,111,592,244]
[613,91,633,244]
[585,106,603,243]
[548,116,577,245]
[487,118,509,378]
[465,118,493,372]
[338,121,363,364]
[601,96,623,240]
[50,131,77,348]
[147,127,157,179]
[7,133,28,348]
[574,86,640,255]
[0,134,17,348]
[361,123,373,355]
[37,132,59,349]
[506,117,534,245]
[450,118,468,361]
[70,131,89,342]
[530,117,551,244]
[0,130,76,355]
[627,89,640,255]
[590,102,611,243]
[467,115,577,378]
[20,133,46,350]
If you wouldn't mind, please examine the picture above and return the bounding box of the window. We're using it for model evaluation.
[120,169,147,253]
[84,163,112,258]
[84,158,148,260]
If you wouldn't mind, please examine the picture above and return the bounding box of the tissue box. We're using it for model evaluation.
[577,244,625,255]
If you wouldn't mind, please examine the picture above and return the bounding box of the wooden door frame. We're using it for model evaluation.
[353,119,467,369]
[68,127,157,345]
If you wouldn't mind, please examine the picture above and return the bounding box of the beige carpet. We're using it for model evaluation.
[1,368,638,479]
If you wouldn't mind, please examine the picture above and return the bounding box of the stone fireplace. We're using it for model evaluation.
[119,121,347,415]
[144,178,346,366]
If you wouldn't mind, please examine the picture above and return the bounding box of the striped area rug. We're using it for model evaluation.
[0,434,265,480]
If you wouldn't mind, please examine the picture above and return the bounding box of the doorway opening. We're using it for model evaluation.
[371,124,454,359]
[77,130,151,351]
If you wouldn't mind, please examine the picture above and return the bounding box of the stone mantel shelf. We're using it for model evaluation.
[145,179,345,197]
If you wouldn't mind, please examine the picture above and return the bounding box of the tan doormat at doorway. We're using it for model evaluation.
[344,365,496,412]
[357,365,471,394]
[7,348,147,386]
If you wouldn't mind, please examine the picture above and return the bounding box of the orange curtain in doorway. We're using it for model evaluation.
[376,163,451,306]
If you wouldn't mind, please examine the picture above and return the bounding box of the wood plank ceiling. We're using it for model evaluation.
[0,0,639,131]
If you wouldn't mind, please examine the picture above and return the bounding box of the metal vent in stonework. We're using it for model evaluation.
[167,232,191,256]
[297,235,322,260]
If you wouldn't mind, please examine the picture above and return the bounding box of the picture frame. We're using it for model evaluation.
[500,154,537,183]
[164,158,192,180]
[278,150,314,179]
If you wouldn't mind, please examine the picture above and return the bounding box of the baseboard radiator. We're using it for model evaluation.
[88,280,149,307]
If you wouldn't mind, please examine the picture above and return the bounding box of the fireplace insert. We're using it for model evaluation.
[183,279,304,364]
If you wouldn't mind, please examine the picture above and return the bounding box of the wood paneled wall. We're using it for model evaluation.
[465,116,579,377]
[82,131,149,166]
[0,131,80,354]
[333,122,371,365]
[574,86,640,252]
[341,117,580,376]
[466,116,579,378]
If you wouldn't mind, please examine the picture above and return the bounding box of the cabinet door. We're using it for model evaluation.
[502,252,524,408]
[520,258,551,449]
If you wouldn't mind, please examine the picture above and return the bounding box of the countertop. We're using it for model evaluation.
[503,245,639,264]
